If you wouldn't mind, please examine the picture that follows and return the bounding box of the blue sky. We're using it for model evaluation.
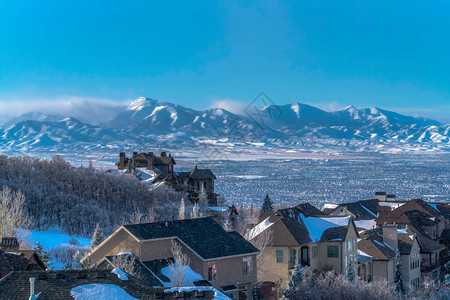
[0,1,449,122]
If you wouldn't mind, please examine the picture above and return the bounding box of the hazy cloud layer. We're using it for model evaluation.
[0,97,126,125]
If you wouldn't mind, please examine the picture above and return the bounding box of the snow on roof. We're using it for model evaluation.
[245,217,274,240]
[111,268,128,280]
[373,240,394,251]
[378,202,405,209]
[358,249,373,258]
[71,284,138,300]
[355,219,376,230]
[300,214,351,242]
[165,287,231,300]
[136,168,158,182]
[208,206,230,212]
[321,203,339,211]
[360,204,377,217]
[161,265,204,287]
[427,202,444,218]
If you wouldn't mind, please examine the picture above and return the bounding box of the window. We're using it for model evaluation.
[301,247,309,266]
[312,246,317,259]
[208,263,217,281]
[289,249,297,263]
[242,257,252,275]
[327,245,339,258]
[276,250,284,263]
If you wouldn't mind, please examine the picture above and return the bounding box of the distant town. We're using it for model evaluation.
[0,151,448,299]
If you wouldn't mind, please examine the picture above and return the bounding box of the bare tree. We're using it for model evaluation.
[167,239,190,287]
[178,197,186,220]
[111,253,140,278]
[0,186,32,243]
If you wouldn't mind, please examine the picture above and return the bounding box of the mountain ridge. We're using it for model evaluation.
[0,97,448,154]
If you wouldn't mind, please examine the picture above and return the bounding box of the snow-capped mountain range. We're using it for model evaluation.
[0,97,448,154]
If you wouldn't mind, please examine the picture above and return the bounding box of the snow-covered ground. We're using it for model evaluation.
[28,229,91,249]
[71,284,138,300]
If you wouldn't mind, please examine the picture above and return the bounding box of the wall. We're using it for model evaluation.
[88,228,140,265]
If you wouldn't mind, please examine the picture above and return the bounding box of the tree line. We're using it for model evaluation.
[0,155,183,236]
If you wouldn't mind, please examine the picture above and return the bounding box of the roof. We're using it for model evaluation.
[123,217,259,260]
[248,206,356,246]
[188,167,216,180]
[358,228,396,260]
[0,270,215,300]
[376,199,444,226]
[333,199,379,220]
[104,255,163,287]
[295,203,325,217]
[397,229,418,255]
[0,270,163,300]
[0,250,46,279]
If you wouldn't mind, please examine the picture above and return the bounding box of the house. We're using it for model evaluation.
[357,224,421,291]
[117,151,175,175]
[0,237,46,280]
[116,151,219,205]
[328,198,379,220]
[375,199,448,280]
[246,205,358,290]
[0,270,218,300]
[82,217,259,299]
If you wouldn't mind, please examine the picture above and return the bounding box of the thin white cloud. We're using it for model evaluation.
[210,99,247,115]
[0,96,127,125]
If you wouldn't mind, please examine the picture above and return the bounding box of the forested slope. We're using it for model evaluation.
[0,155,182,236]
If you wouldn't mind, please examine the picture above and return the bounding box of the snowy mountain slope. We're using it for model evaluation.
[0,97,448,153]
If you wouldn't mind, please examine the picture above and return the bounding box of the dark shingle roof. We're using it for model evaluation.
[124,218,259,260]
[295,203,325,217]
[440,228,450,242]
[188,168,216,180]
[254,207,354,246]
[0,270,181,300]
[376,199,443,226]
[104,254,163,287]
[336,199,379,220]
[358,228,396,260]
[0,250,46,279]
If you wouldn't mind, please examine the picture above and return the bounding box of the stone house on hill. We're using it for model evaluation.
[246,205,358,289]
[116,151,219,205]
[83,217,258,299]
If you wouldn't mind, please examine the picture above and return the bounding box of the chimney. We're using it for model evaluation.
[161,151,167,157]
[29,277,37,300]
[375,192,387,201]
[118,152,126,170]
[147,152,154,170]
[387,194,396,201]
[1,237,19,251]
[382,223,398,252]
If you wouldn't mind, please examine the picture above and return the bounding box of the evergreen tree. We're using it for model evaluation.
[33,242,53,270]
[394,250,406,295]
[261,194,274,214]
[91,223,104,248]
[282,262,303,300]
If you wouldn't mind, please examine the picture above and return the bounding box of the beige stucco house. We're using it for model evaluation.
[246,205,359,290]
[82,217,259,299]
